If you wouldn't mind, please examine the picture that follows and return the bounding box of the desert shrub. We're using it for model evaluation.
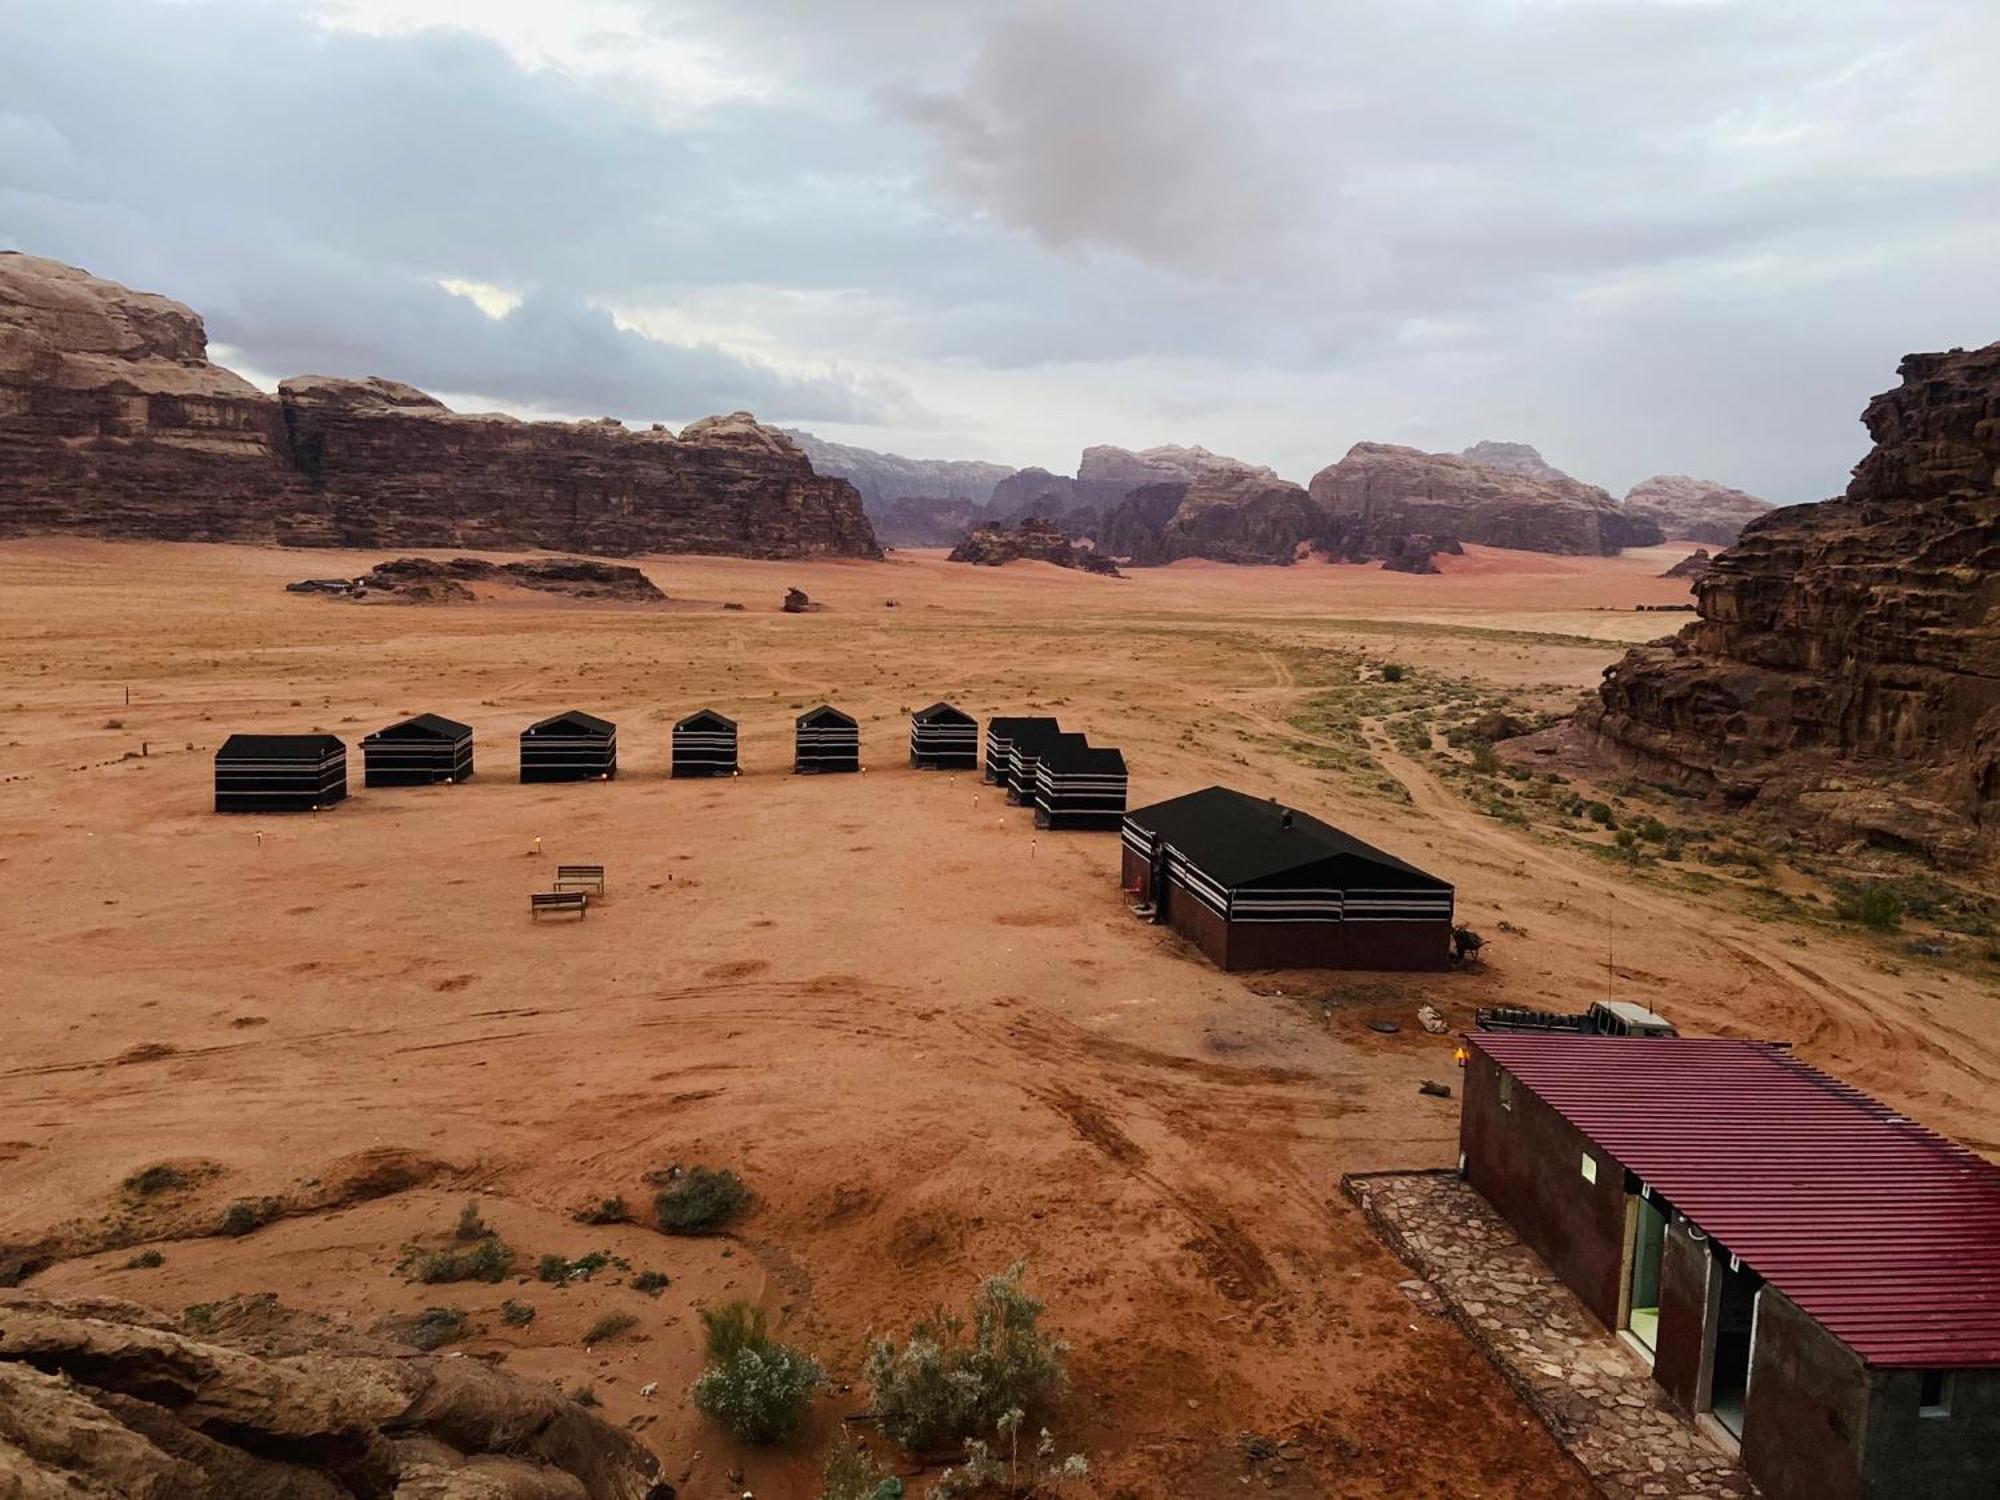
[126,1249,165,1269]
[692,1300,823,1444]
[404,1234,513,1285]
[1380,664,1404,683]
[865,1263,1068,1453]
[820,1441,901,1500]
[655,1167,749,1234]
[538,1250,614,1284]
[182,1303,217,1334]
[1584,800,1616,828]
[574,1196,629,1225]
[395,1307,468,1351]
[499,1299,536,1327]
[1635,816,1669,843]
[934,1410,1088,1499]
[570,1385,601,1408]
[632,1269,670,1296]
[454,1200,489,1241]
[1468,742,1500,775]
[124,1164,188,1196]
[583,1312,639,1345]
[219,1197,278,1237]
[1834,881,1905,931]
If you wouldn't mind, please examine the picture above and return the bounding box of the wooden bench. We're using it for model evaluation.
[553,864,605,895]
[531,891,588,920]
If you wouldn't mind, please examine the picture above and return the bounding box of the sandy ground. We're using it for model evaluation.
[3,537,1996,1498]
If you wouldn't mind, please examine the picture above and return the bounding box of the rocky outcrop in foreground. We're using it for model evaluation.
[0,1290,669,1499]
[1310,443,1661,558]
[0,253,878,559]
[947,516,1121,574]
[291,557,668,605]
[1582,340,2000,868]
[1622,475,1771,546]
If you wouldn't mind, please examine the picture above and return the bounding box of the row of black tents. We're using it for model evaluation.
[214,706,1128,829]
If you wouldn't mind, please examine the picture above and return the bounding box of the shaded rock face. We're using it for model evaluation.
[1622,474,1772,546]
[1097,470,1323,566]
[1584,341,2000,869]
[0,1290,667,1499]
[1459,440,1572,484]
[298,557,667,605]
[1308,442,1660,557]
[772,428,1008,516]
[868,494,984,548]
[948,515,1093,569]
[1661,548,1713,581]
[0,254,879,560]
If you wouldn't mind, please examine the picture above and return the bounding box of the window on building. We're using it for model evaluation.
[1498,1072,1516,1112]
[1919,1371,1955,1418]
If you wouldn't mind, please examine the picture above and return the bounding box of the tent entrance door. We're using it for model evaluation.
[1707,1262,1760,1438]
[1623,1193,1668,1356]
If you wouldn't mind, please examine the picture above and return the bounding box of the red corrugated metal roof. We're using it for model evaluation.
[1469,1035,2000,1368]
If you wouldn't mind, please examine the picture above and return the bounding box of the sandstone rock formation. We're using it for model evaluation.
[780,429,1013,513]
[1308,443,1661,557]
[1622,475,1772,546]
[0,253,879,560]
[1660,548,1713,582]
[946,516,1119,573]
[292,557,668,605]
[1100,469,1322,566]
[1459,440,1573,484]
[1582,341,2000,868]
[0,1290,669,1498]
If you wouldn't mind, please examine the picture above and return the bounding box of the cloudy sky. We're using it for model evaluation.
[4,0,1997,500]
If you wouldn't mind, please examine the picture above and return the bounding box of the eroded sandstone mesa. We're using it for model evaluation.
[1622,474,1772,547]
[0,253,880,559]
[1582,340,2000,868]
[0,1290,670,1499]
[1309,442,1662,557]
[946,515,1121,573]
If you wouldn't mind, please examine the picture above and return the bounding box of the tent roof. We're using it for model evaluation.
[525,710,616,736]
[1044,737,1126,774]
[676,709,737,731]
[797,705,856,727]
[363,713,471,743]
[1124,785,1448,890]
[216,733,345,759]
[913,702,975,724]
[986,715,1060,737]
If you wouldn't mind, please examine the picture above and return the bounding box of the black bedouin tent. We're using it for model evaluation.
[1005,718,1067,805]
[520,710,617,783]
[672,709,738,777]
[1120,786,1453,972]
[214,734,347,812]
[983,715,1057,785]
[361,714,473,787]
[1034,737,1128,830]
[795,705,859,773]
[909,702,979,769]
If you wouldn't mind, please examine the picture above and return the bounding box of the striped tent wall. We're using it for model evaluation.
[215,736,348,813]
[795,708,860,773]
[672,712,738,777]
[1120,819,1454,925]
[982,723,1015,784]
[910,705,979,769]
[361,716,473,787]
[520,714,618,783]
[1033,744,1126,830]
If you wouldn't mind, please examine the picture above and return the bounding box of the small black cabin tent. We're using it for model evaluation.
[672,709,739,777]
[361,714,473,787]
[1120,786,1453,971]
[795,705,860,773]
[520,711,618,783]
[1005,718,1067,805]
[910,703,979,769]
[215,734,348,813]
[1034,737,1127,830]
[983,715,1058,785]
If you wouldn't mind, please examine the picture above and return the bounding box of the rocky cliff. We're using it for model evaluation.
[1308,442,1661,557]
[0,253,880,559]
[1459,440,1573,484]
[947,515,1118,572]
[1622,474,1772,546]
[1100,469,1321,565]
[780,428,1013,513]
[1582,341,2000,868]
[0,1290,668,1498]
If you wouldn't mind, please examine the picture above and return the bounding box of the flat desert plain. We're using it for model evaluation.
[4,538,1998,1498]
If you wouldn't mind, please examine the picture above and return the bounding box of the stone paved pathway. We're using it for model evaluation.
[1345,1171,1756,1500]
